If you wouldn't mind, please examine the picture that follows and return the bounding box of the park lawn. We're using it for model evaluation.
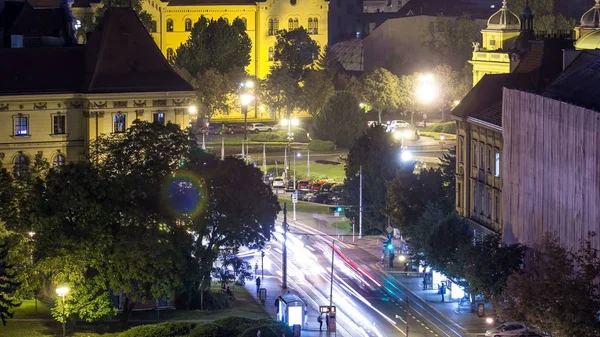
[11,299,52,319]
[268,161,345,181]
[2,321,122,337]
[277,195,331,214]
[331,220,352,233]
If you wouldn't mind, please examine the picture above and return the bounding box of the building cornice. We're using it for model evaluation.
[467,117,502,133]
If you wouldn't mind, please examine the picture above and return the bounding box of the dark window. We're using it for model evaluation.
[13,154,29,176]
[185,18,192,31]
[347,4,354,14]
[241,17,247,29]
[268,46,274,61]
[288,18,294,30]
[153,112,165,125]
[150,21,157,33]
[166,19,174,32]
[274,18,279,32]
[268,19,274,35]
[113,114,126,133]
[166,48,175,62]
[293,18,299,29]
[15,116,28,136]
[308,18,313,34]
[313,18,318,34]
[52,154,66,167]
[490,39,496,46]
[53,115,66,134]
[337,0,341,7]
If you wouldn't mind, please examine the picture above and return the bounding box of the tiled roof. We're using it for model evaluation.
[329,39,363,72]
[544,51,600,112]
[0,8,193,95]
[167,0,255,6]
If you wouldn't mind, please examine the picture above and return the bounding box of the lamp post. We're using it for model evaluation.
[415,74,439,123]
[280,118,299,180]
[293,152,301,221]
[240,81,255,157]
[56,286,69,337]
[28,231,37,312]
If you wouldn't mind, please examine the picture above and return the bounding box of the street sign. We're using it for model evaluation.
[319,305,336,313]
[334,211,340,217]
[386,226,393,233]
[291,192,298,203]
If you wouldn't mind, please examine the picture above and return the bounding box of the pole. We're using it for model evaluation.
[293,154,296,190]
[262,143,267,173]
[61,295,66,337]
[243,104,248,155]
[329,240,335,307]
[221,135,225,160]
[352,221,355,243]
[359,165,363,239]
[202,133,206,150]
[261,251,264,282]
[307,149,310,177]
[292,154,297,221]
[282,202,288,289]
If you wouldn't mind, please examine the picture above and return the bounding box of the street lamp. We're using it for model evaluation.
[280,118,299,179]
[56,286,69,337]
[240,84,255,156]
[400,149,413,162]
[393,129,412,148]
[415,74,439,125]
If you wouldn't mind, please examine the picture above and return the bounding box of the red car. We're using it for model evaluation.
[297,179,311,191]
[311,182,324,193]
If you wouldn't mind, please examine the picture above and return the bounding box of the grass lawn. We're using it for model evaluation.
[11,299,52,319]
[419,132,457,141]
[331,219,352,233]
[2,321,122,337]
[277,195,331,214]
[268,161,345,181]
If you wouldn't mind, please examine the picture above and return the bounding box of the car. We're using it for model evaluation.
[232,154,252,163]
[247,123,275,133]
[312,193,331,204]
[331,183,344,195]
[297,179,311,191]
[326,193,341,205]
[320,182,335,193]
[485,322,528,337]
[272,177,286,188]
[226,124,245,134]
[286,180,295,190]
[388,120,411,128]
[201,124,223,135]
[301,192,315,201]
[311,182,325,193]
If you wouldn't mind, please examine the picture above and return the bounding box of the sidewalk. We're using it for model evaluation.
[290,215,490,337]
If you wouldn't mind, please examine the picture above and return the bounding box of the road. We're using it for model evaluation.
[245,214,465,337]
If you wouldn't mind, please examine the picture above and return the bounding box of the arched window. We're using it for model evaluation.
[166,48,175,62]
[313,18,318,34]
[290,0,296,5]
[166,19,174,32]
[268,46,274,61]
[293,18,299,29]
[185,18,192,31]
[273,18,279,32]
[240,17,247,29]
[268,18,274,35]
[52,154,66,167]
[222,17,229,24]
[13,154,29,176]
[308,18,313,34]
[288,18,294,31]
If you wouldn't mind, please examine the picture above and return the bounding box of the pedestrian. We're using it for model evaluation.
[256,329,261,337]
[439,283,447,302]
[254,262,259,277]
[422,277,427,290]
[317,314,323,331]
[256,276,261,294]
[325,313,330,331]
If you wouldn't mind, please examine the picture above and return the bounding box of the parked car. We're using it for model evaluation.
[486,322,528,337]
[297,179,311,191]
[247,123,275,132]
[320,182,335,193]
[312,192,331,204]
[301,192,315,201]
[286,180,295,190]
[226,124,245,134]
[201,124,223,135]
[311,182,325,193]
[232,154,252,163]
[272,177,286,188]
[326,193,341,205]
[388,120,411,128]
[331,183,344,195]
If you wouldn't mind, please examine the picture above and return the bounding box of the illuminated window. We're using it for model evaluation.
[153,112,165,125]
[268,46,274,61]
[308,18,313,34]
[166,48,175,62]
[52,154,66,167]
[185,18,192,31]
[166,19,173,32]
[53,115,66,134]
[14,116,28,136]
[494,151,500,177]
[75,19,81,30]
[274,18,279,32]
[268,19,274,35]
[113,114,126,133]
[13,154,29,176]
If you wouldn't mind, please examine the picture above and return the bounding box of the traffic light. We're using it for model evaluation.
[179,160,185,167]
[336,206,343,213]
[386,241,394,251]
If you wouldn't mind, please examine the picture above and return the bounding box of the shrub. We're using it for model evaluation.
[118,322,197,337]
[173,290,229,310]
[308,140,336,152]
[189,323,223,337]
[249,129,309,143]
[214,316,257,336]
[423,122,456,134]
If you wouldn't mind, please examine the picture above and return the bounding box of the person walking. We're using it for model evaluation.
[439,283,447,302]
[256,276,261,294]
[256,329,261,337]
[325,313,330,332]
[317,314,323,331]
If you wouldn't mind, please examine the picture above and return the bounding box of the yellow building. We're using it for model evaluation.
[0,7,195,170]
[574,0,600,50]
[74,0,329,80]
[469,0,520,87]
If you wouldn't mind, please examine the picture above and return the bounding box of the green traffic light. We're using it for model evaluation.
[386,243,393,250]
[336,206,343,212]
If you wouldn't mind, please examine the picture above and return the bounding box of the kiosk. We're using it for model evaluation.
[275,293,305,327]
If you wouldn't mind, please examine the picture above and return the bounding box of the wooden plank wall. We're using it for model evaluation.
[502,88,600,251]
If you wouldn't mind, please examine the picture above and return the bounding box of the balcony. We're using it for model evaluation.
[471,52,510,63]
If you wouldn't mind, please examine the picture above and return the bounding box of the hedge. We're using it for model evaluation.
[249,129,309,143]
[308,140,336,151]
[118,322,197,337]
[423,122,456,134]
[188,323,223,337]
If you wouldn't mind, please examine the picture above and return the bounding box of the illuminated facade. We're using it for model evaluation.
[73,0,329,79]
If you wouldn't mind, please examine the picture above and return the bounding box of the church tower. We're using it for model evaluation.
[574,0,600,50]
[469,0,521,86]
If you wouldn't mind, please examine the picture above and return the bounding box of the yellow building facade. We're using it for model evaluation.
[75,0,329,79]
[469,0,520,86]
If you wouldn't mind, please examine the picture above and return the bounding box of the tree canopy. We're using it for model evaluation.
[312,91,365,148]
[274,28,320,80]
[421,14,480,70]
[76,0,153,43]
[0,242,20,326]
[361,68,401,123]
[512,0,576,32]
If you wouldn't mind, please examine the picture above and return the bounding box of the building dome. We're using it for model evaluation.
[581,0,600,28]
[487,0,520,30]
[575,29,600,50]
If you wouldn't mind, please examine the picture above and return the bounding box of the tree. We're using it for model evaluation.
[361,68,401,123]
[460,235,525,301]
[421,14,480,70]
[261,65,301,119]
[0,242,20,326]
[495,234,600,337]
[300,69,334,116]
[274,28,320,80]
[174,17,251,78]
[312,91,365,148]
[343,126,402,234]
[76,0,153,42]
[512,0,576,32]
[196,68,235,120]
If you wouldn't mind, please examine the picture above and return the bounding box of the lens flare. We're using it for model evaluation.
[162,170,206,218]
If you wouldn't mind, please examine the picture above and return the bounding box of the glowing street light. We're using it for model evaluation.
[393,129,413,147]
[240,82,255,156]
[415,74,438,104]
[56,286,69,337]
[400,149,413,162]
[486,317,495,325]
[187,105,198,115]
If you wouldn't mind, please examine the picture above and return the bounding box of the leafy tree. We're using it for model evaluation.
[77,0,153,42]
[261,65,301,119]
[512,0,576,32]
[495,234,600,337]
[274,28,320,80]
[0,242,20,326]
[300,69,334,116]
[196,68,236,120]
[174,17,251,78]
[312,91,365,148]
[361,68,401,123]
[343,126,403,234]
[421,14,480,70]
[460,235,525,301]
